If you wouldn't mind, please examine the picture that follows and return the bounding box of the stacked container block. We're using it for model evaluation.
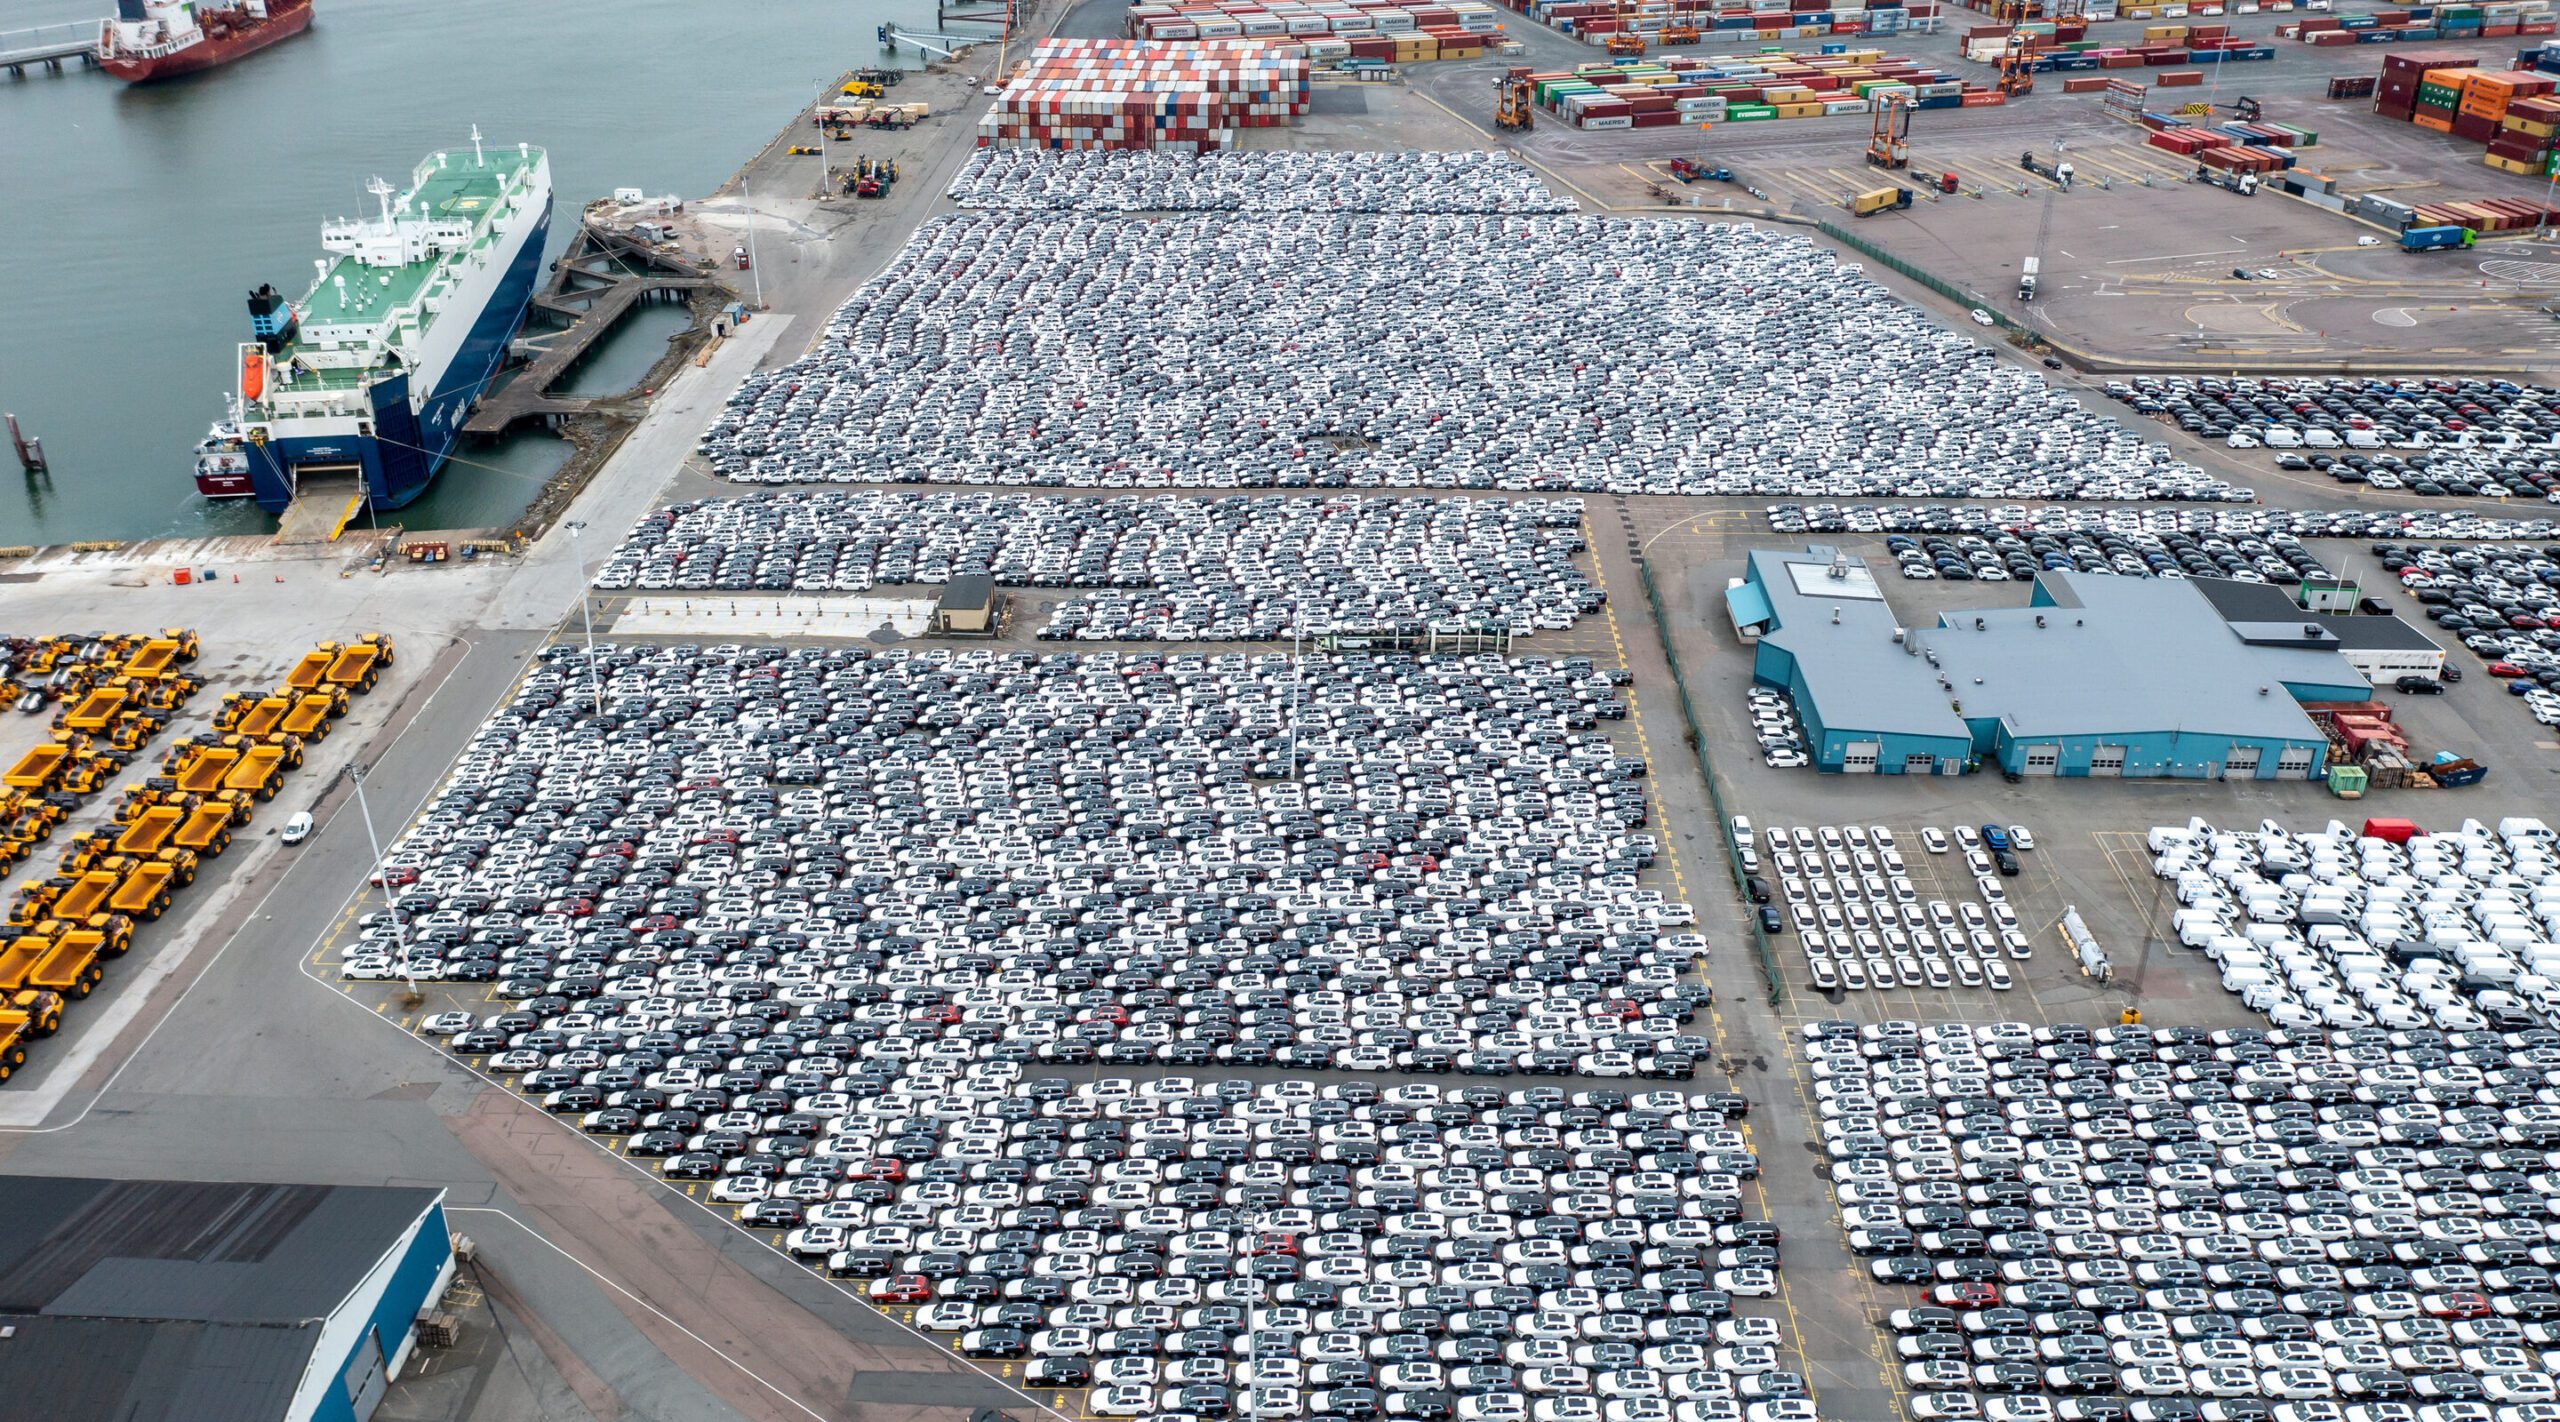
[1530,44,1968,126]
[1124,0,1505,62]
[1498,0,1936,46]
[2368,49,2559,178]
[2286,3,2555,45]
[977,38,1312,151]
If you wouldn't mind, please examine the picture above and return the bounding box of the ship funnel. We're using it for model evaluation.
[116,0,148,19]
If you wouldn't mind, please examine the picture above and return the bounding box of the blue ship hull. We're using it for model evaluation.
[243,200,552,515]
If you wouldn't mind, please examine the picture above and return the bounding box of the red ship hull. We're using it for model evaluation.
[100,0,311,82]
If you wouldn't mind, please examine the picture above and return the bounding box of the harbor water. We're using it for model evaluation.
[0,0,932,543]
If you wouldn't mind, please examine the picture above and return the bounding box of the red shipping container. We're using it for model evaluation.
[1632,109,1682,125]
[2143,48,2189,64]
[2363,818,2421,844]
[2454,111,2499,140]
[2381,48,2479,75]
[2157,69,2204,86]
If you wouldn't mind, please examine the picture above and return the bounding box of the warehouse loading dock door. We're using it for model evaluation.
[2089,746,2126,777]
[2277,746,2316,780]
[2223,746,2263,780]
[1843,742,1880,773]
[2021,745,2060,775]
[345,1330,388,1422]
[1902,753,1937,775]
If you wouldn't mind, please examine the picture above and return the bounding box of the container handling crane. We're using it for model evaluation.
[1994,32,2037,98]
[1495,70,1535,132]
[1867,93,1911,170]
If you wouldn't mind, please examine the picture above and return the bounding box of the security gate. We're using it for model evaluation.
[1843,742,1880,773]
[2089,745,2126,777]
[2021,745,2060,775]
[2277,746,2317,779]
[2223,745,2263,780]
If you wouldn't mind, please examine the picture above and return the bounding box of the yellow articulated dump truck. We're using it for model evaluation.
[222,743,293,801]
[108,862,177,922]
[173,747,240,797]
[51,870,120,923]
[115,804,184,857]
[233,697,291,739]
[324,633,394,692]
[173,802,237,857]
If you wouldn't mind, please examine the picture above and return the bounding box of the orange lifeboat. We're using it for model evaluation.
[241,348,265,402]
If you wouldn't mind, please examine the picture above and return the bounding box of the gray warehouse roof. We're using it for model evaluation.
[0,1177,443,1422]
[1930,571,2369,742]
[940,573,995,613]
[1750,547,1969,744]
[2189,576,2442,653]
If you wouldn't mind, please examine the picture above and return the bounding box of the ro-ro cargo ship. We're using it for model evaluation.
[194,132,551,513]
[97,0,313,83]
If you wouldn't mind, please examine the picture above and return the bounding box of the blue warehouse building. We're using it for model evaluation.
[0,1175,457,1422]
[1731,546,2369,778]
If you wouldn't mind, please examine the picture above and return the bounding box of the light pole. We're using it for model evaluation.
[1239,1209,1264,1422]
[817,79,833,200]
[741,173,766,310]
[566,520,603,720]
[349,762,415,998]
[1288,619,1303,781]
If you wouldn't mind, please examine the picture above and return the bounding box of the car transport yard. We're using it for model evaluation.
[13,4,2560,1419]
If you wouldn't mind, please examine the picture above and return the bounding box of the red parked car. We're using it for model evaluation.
[870,1274,932,1304]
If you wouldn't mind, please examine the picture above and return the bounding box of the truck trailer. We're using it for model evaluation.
[2401,224,2475,251]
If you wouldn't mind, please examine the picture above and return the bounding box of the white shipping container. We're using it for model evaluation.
[1581,114,1635,127]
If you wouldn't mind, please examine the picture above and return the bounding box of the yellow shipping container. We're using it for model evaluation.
[2504,115,2559,138]
[1774,101,1823,117]
[2487,152,2540,174]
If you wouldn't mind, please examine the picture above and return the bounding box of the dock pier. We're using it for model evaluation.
[462,220,721,437]
[0,22,98,76]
